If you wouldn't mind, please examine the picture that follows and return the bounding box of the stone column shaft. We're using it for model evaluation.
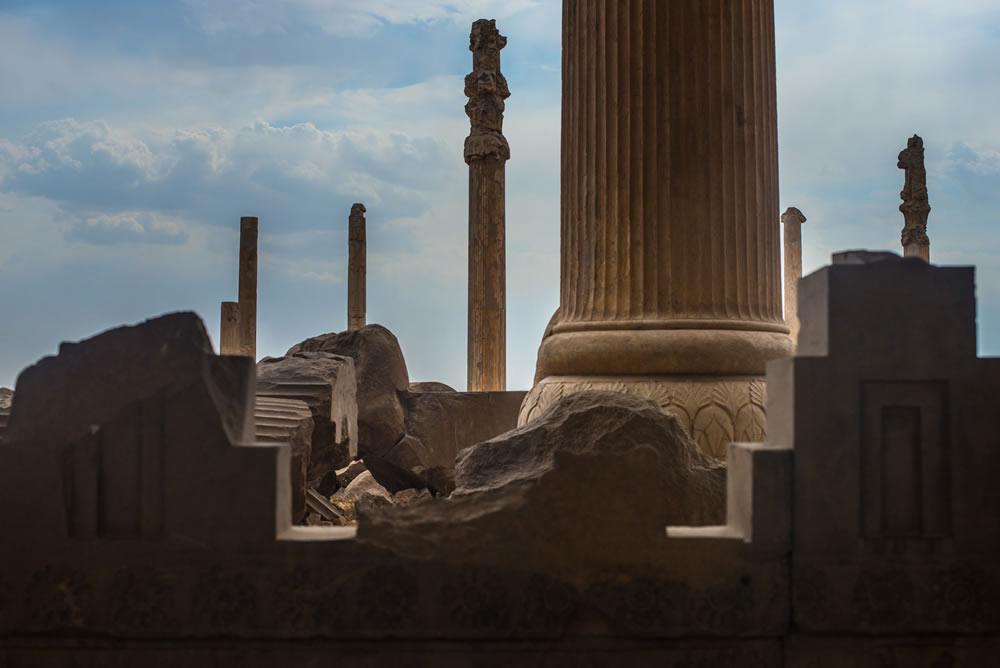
[781,207,806,340]
[348,203,367,331]
[238,216,258,359]
[465,19,509,392]
[468,157,507,391]
[220,301,241,355]
[523,0,794,456]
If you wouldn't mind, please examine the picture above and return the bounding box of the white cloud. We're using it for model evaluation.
[68,212,189,246]
[182,0,541,37]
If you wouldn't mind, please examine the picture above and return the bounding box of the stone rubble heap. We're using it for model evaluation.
[258,323,525,524]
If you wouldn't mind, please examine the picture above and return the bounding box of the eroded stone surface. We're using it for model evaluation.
[7,312,217,446]
[348,203,367,331]
[358,391,727,575]
[408,381,456,393]
[456,391,725,523]
[256,351,357,485]
[898,134,931,261]
[401,389,526,489]
[287,325,408,471]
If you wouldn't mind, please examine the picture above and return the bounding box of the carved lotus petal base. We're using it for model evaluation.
[518,375,768,458]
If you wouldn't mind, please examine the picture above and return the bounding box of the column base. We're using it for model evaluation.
[518,374,768,458]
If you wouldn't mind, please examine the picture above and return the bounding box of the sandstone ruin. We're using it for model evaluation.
[348,203,367,331]
[465,18,510,393]
[0,2,995,665]
[898,134,932,261]
[520,1,796,458]
[781,207,807,341]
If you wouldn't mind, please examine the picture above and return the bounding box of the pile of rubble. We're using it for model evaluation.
[254,323,525,524]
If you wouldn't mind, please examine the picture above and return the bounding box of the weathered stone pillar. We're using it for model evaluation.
[348,203,367,331]
[220,301,241,355]
[898,134,931,262]
[238,216,258,359]
[465,19,509,392]
[781,207,807,340]
[521,0,795,456]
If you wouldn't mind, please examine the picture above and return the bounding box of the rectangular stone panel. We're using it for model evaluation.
[862,382,949,541]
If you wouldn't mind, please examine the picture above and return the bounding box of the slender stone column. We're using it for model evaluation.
[898,134,931,262]
[465,19,509,392]
[238,216,258,359]
[781,207,807,340]
[348,203,367,331]
[521,0,795,456]
[220,301,241,355]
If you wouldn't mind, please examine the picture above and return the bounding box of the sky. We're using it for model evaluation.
[0,0,998,392]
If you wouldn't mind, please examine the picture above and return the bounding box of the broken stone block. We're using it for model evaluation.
[329,470,393,522]
[335,460,367,489]
[287,324,409,487]
[0,312,295,552]
[256,351,358,485]
[355,491,393,516]
[401,389,527,486]
[408,381,456,393]
[365,434,454,495]
[358,391,728,575]
[454,390,726,524]
[7,312,219,447]
[254,396,314,524]
[338,470,392,502]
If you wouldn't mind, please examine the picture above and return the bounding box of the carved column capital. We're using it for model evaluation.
[781,207,807,227]
[897,134,931,261]
[464,19,510,164]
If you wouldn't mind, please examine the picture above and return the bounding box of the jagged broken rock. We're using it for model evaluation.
[408,381,456,393]
[398,389,526,493]
[287,325,409,481]
[7,312,217,446]
[331,470,393,522]
[364,434,455,495]
[357,391,727,575]
[453,390,726,522]
[335,460,368,489]
[256,351,358,485]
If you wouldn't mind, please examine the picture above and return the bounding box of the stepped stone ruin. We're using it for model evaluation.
[1,253,997,665]
[1,1,997,665]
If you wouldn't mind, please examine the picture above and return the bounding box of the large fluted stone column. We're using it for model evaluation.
[465,19,509,392]
[781,207,807,341]
[238,216,258,359]
[521,0,795,456]
[348,203,367,331]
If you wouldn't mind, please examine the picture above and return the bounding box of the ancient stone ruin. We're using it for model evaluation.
[0,1,997,665]
[465,18,510,393]
[520,1,795,458]
[781,207,807,341]
[898,134,932,261]
[347,203,367,331]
